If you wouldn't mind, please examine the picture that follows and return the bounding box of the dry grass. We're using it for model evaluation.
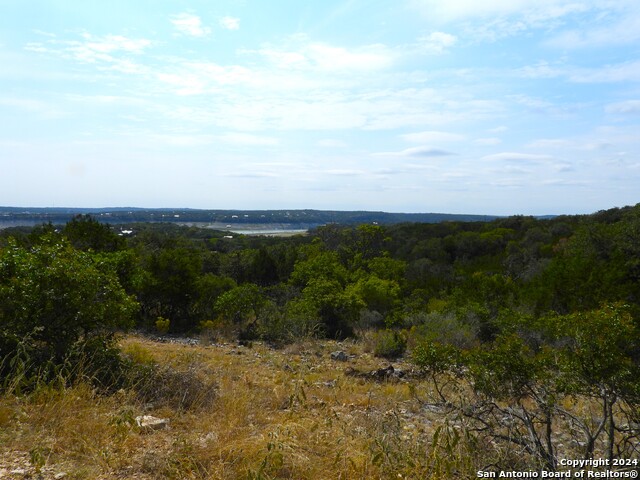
[0,336,521,479]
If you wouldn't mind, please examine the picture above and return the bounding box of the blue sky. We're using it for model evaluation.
[1,0,639,215]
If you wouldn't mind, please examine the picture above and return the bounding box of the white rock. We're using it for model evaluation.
[136,415,169,432]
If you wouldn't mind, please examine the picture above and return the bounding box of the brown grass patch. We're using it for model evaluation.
[0,335,524,479]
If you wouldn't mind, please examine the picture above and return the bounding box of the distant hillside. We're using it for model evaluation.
[0,207,500,229]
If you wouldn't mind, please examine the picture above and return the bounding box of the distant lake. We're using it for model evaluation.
[177,222,313,236]
[233,229,308,237]
[0,219,45,229]
[0,217,316,234]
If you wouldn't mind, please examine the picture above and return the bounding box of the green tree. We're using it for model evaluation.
[551,304,640,461]
[346,274,400,315]
[137,246,202,330]
[352,224,387,259]
[214,283,267,334]
[294,277,364,338]
[535,223,628,314]
[191,273,237,321]
[289,249,348,287]
[366,256,406,282]
[250,247,280,286]
[62,214,125,252]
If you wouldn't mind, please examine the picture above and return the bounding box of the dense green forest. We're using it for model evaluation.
[1,204,639,469]
[3,205,637,340]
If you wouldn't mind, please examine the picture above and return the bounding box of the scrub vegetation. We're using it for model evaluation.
[1,204,639,478]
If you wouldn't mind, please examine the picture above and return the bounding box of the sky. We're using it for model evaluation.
[1,1,640,215]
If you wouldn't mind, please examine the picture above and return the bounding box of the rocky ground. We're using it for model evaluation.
[0,335,455,479]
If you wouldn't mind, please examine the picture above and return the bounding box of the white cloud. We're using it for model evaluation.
[508,94,571,116]
[374,146,455,157]
[171,13,211,37]
[482,152,553,163]
[583,141,614,151]
[180,61,254,86]
[420,32,457,54]
[606,100,640,114]
[373,167,406,176]
[22,38,501,136]
[156,72,207,95]
[150,134,215,147]
[153,60,261,95]
[222,171,280,178]
[220,17,240,30]
[466,3,592,42]
[217,132,279,146]
[517,61,565,79]
[24,33,151,74]
[507,95,553,110]
[24,33,152,65]
[309,43,393,70]
[526,138,572,149]
[410,0,588,23]
[546,12,640,49]
[553,161,575,173]
[249,39,395,72]
[317,139,347,148]
[518,59,640,84]
[325,169,365,176]
[0,97,66,119]
[568,61,640,83]
[401,130,464,143]
[490,178,525,188]
[77,34,151,55]
[541,179,591,187]
[500,165,531,175]
[252,48,308,69]
[243,44,308,70]
[524,3,592,24]
[474,137,502,146]
[32,29,56,38]
[410,0,636,46]
[24,28,506,133]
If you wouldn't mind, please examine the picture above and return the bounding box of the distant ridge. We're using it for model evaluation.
[0,207,500,229]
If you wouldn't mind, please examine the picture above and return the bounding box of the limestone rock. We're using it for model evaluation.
[136,415,169,432]
[330,350,348,362]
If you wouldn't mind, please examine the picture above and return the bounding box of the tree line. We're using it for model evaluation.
[2,205,639,343]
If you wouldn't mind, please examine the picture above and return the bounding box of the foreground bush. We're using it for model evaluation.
[0,234,138,391]
[412,304,640,469]
[372,329,407,359]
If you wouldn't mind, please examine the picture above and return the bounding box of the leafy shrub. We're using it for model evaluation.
[355,309,385,332]
[412,341,461,375]
[155,317,171,335]
[261,314,321,347]
[372,329,407,359]
[410,305,640,468]
[199,320,216,331]
[0,235,137,358]
[0,329,131,394]
[404,311,479,349]
[0,234,138,391]
[63,336,132,392]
